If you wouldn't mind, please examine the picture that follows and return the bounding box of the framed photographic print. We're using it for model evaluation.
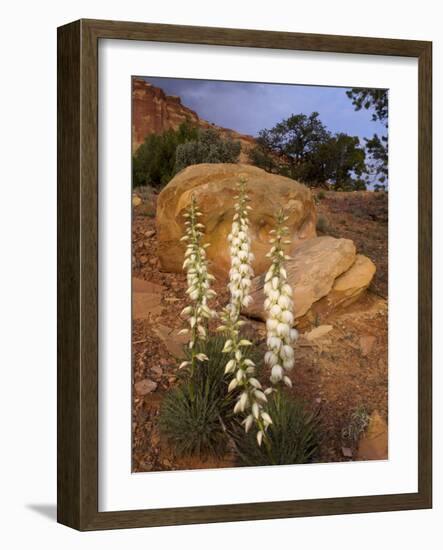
[57,19,432,530]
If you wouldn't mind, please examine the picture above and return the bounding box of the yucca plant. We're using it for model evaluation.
[160,191,314,461]
[159,336,231,458]
[159,378,229,458]
[231,392,320,466]
[160,334,263,458]
[220,178,274,447]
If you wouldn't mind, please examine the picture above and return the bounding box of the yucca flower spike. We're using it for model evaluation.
[227,177,255,315]
[220,178,273,446]
[181,194,216,375]
[264,209,298,388]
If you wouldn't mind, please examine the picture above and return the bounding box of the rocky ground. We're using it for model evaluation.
[132,189,388,472]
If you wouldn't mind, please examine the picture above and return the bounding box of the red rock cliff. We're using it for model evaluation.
[132,78,257,161]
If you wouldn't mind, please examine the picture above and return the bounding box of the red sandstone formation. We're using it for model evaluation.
[132,78,257,161]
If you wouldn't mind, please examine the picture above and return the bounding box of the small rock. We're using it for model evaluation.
[360,335,376,357]
[153,324,190,358]
[341,446,353,458]
[150,366,163,379]
[134,378,157,395]
[305,325,333,341]
[357,410,388,460]
[145,229,156,238]
[132,195,142,207]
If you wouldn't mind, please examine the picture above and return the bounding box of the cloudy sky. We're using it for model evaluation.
[141,76,387,144]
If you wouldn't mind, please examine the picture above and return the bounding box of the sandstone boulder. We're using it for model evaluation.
[243,236,356,321]
[156,163,317,278]
[326,254,376,309]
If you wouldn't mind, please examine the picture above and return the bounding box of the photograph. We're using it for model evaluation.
[1,0,436,541]
[131,76,389,472]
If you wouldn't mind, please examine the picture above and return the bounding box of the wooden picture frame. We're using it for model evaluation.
[57,18,432,531]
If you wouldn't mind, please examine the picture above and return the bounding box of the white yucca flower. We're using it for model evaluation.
[181,194,216,375]
[227,177,255,313]
[219,306,271,446]
[264,209,298,388]
[219,178,272,446]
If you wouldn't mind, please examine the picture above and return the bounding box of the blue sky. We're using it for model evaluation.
[142,77,387,145]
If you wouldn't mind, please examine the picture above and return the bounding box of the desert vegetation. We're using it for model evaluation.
[157,180,319,462]
[249,112,367,190]
[249,87,388,191]
[133,122,241,188]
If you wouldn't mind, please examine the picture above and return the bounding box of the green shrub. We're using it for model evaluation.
[232,393,320,466]
[175,128,241,173]
[132,122,198,188]
[159,370,230,458]
[133,123,242,189]
[341,405,369,446]
[249,144,280,174]
[316,215,329,234]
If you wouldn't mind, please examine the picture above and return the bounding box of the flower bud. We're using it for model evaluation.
[243,414,254,433]
[271,365,284,383]
[257,430,264,446]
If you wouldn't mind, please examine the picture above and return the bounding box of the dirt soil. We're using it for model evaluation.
[132,189,388,472]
